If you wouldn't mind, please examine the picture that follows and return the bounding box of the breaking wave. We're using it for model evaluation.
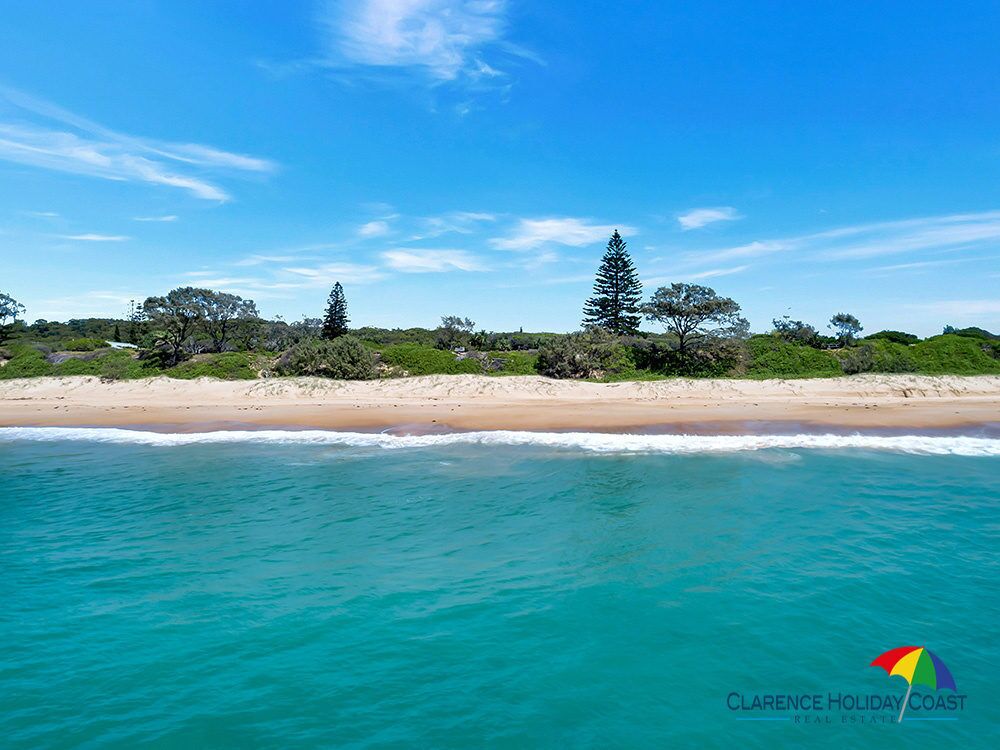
[2,427,999,456]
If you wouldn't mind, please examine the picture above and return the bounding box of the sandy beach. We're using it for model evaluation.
[1,374,998,432]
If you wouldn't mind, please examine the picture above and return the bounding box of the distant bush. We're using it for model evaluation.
[380,343,481,375]
[167,352,258,380]
[865,330,920,346]
[276,337,377,379]
[838,340,917,374]
[490,351,538,375]
[0,344,53,379]
[772,316,820,347]
[910,335,1000,375]
[627,336,745,377]
[943,326,999,341]
[536,328,636,379]
[63,337,107,352]
[745,335,841,378]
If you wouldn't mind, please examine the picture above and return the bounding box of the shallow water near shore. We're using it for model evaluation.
[2,431,998,748]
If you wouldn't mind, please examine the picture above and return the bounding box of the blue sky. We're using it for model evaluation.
[1,0,999,335]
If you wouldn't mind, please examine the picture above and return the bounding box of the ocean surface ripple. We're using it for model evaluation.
[2,432,998,748]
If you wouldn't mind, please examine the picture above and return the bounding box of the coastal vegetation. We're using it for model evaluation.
[1,234,999,382]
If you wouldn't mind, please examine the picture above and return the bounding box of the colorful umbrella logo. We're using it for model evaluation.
[871,646,957,722]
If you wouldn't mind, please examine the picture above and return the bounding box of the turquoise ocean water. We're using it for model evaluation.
[2,428,999,748]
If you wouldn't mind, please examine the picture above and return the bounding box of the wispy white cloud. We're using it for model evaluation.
[0,86,275,201]
[320,0,529,83]
[358,219,392,237]
[133,215,178,222]
[410,210,496,239]
[677,206,742,230]
[690,210,1000,264]
[282,261,386,285]
[381,248,486,272]
[234,253,313,267]
[23,210,59,218]
[60,233,130,242]
[644,265,749,286]
[491,217,634,251]
[907,299,1000,317]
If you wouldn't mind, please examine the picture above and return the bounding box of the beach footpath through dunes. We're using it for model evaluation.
[0,374,998,432]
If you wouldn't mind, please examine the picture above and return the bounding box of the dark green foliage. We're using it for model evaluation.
[643,283,748,354]
[745,336,842,378]
[837,340,917,374]
[380,344,482,375]
[582,230,643,334]
[436,316,476,350]
[142,287,205,365]
[355,326,439,347]
[772,316,820,347]
[276,337,376,379]
[199,291,259,351]
[627,336,745,377]
[536,328,636,379]
[322,283,350,339]
[943,325,999,341]
[829,312,863,346]
[126,300,146,344]
[63,337,108,352]
[865,330,920,345]
[0,292,26,344]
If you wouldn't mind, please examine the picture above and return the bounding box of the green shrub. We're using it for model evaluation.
[746,335,841,378]
[276,337,377,379]
[168,352,259,380]
[627,337,745,377]
[490,351,538,375]
[0,344,54,379]
[63,337,108,352]
[52,357,103,376]
[910,335,1000,375]
[838,340,917,374]
[865,330,920,345]
[536,329,636,379]
[380,343,481,375]
[943,326,999,341]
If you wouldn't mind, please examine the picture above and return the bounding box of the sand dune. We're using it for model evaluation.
[1,374,998,431]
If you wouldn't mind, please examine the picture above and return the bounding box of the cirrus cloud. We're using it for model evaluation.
[381,248,486,272]
[491,217,635,251]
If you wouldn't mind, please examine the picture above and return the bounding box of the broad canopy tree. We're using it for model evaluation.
[437,315,476,350]
[143,287,261,364]
[143,287,205,365]
[0,291,26,344]
[829,313,863,346]
[643,283,749,355]
[322,283,350,339]
[582,230,643,335]
[200,291,259,352]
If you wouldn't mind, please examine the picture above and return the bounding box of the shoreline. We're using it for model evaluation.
[1,374,998,434]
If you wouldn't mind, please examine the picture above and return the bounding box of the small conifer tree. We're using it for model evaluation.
[322,282,350,339]
[582,230,643,334]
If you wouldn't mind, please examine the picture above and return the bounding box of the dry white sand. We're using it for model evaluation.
[1,374,998,431]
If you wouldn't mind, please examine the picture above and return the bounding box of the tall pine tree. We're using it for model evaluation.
[582,230,642,334]
[322,282,350,339]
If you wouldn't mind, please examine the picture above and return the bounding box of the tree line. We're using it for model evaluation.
[578,229,864,353]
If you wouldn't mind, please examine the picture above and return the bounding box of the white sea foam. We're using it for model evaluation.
[1,427,999,456]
